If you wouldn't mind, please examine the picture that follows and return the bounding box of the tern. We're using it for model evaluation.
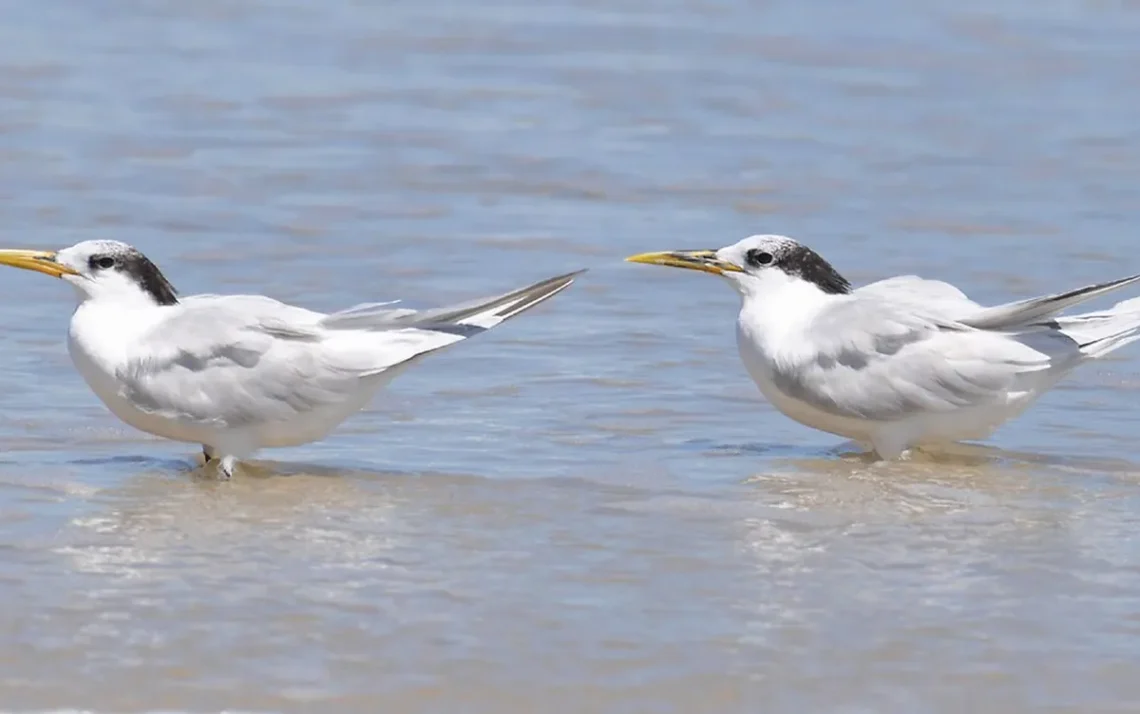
[0,240,583,478]
[627,234,1140,459]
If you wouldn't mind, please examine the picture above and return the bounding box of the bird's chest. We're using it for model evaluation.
[734,310,872,440]
[68,309,127,395]
[67,330,124,406]
[66,305,167,431]
[734,319,810,413]
[734,309,808,396]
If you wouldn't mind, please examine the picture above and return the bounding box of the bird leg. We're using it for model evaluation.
[870,433,909,461]
[201,445,235,479]
[218,455,237,480]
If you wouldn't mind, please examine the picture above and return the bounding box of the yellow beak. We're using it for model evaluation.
[0,249,79,278]
[624,249,744,276]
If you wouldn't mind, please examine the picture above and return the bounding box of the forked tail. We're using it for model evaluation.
[1057,295,1140,358]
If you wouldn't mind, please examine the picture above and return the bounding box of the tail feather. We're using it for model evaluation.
[1056,295,1140,358]
[963,273,1140,330]
[321,269,586,333]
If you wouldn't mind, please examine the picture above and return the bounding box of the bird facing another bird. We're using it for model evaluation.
[2,234,1140,474]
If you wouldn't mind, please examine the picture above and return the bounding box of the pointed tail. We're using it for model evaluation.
[320,269,586,334]
[963,273,1140,330]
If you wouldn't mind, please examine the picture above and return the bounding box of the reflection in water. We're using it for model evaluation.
[723,449,1139,713]
[3,0,1140,710]
[58,463,430,585]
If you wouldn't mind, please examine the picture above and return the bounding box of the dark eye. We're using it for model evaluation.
[91,256,116,270]
[746,249,774,267]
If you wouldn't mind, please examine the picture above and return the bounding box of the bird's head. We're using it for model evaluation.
[0,239,179,306]
[625,234,851,300]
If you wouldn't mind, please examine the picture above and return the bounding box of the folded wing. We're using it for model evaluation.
[780,299,1061,422]
[113,304,468,431]
[115,270,584,429]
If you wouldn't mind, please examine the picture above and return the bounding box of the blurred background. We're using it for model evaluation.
[2,0,1140,711]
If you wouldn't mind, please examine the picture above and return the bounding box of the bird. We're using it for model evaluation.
[0,240,584,478]
[626,234,1140,460]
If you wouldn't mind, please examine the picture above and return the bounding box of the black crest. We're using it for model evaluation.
[123,250,179,306]
[778,244,851,295]
[749,237,851,295]
[87,244,179,306]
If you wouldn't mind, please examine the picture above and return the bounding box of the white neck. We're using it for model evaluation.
[68,293,169,371]
[733,272,847,358]
[62,270,170,308]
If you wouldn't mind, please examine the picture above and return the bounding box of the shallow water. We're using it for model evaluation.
[3,0,1140,711]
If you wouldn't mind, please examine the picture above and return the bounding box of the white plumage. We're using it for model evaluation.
[0,240,583,477]
[628,234,1140,459]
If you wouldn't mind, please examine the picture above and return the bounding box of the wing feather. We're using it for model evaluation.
[857,273,1140,330]
[114,271,583,431]
[773,299,1060,422]
[960,274,1140,330]
[321,270,585,332]
[116,296,457,428]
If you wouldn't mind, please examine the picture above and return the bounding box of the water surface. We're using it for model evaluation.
[3,0,1140,711]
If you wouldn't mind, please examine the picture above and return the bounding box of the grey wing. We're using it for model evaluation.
[859,272,1140,331]
[960,274,1140,330]
[781,299,1057,421]
[116,298,428,428]
[856,275,981,320]
[321,270,585,333]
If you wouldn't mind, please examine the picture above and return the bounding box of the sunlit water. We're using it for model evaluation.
[3,0,1140,711]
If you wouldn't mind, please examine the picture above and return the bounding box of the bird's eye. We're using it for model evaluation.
[93,256,116,270]
[746,249,774,267]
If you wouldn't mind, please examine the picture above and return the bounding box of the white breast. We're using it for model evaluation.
[67,301,212,444]
[734,318,876,442]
